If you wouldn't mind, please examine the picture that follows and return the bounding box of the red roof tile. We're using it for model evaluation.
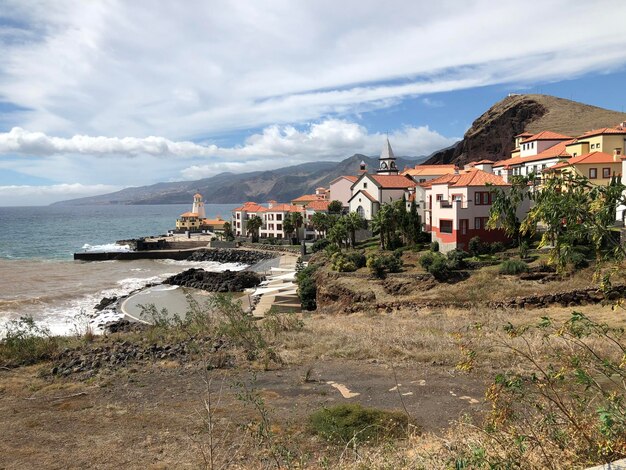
[493,140,574,168]
[426,169,509,188]
[577,125,626,138]
[267,203,303,212]
[402,164,458,177]
[548,152,620,170]
[180,211,199,217]
[232,202,268,212]
[370,174,416,188]
[520,130,572,144]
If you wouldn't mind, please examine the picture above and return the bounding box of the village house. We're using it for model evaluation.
[329,175,358,208]
[348,139,417,220]
[290,187,329,206]
[402,164,458,183]
[546,150,622,183]
[423,169,530,253]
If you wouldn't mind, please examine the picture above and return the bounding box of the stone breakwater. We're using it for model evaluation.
[187,248,276,264]
[164,268,263,292]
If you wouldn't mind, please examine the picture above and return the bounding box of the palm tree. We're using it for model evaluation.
[282,217,295,241]
[290,212,304,242]
[246,215,263,243]
[310,212,330,238]
[344,211,365,247]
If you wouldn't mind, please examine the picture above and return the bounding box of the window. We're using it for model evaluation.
[474,217,488,230]
[440,220,453,233]
[419,178,426,183]
[356,206,365,218]
[363,182,368,189]
[436,194,443,201]
[474,191,491,205]
[276,224,282,231]
[603,168,611,178]
[459,219,468,235]
[589,168,598,179]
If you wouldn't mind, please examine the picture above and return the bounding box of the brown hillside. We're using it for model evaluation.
[425,94,626,166]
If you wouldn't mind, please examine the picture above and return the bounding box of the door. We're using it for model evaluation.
[459,219,468,235]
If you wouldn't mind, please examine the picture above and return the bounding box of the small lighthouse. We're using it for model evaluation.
[192,192,206,218]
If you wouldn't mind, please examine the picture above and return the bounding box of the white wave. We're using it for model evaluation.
[81,243,131,253]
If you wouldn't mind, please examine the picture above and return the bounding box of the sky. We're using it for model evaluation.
[1,0,626,206]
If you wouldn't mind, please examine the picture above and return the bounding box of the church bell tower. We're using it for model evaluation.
[377,138,398,175]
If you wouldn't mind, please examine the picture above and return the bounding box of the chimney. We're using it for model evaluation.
[614,148,622,162]
[620,121,626,128]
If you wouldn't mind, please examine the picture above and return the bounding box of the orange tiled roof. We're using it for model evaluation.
[520,130,572,144]
[291,194,326,203]
[305,200,331,211]
[402,164,458,177]
[515,132,534,138]
[270,203,304,212]
[493,139,574,168]
[370,174,416,188]
[426,169,509,188]
[548,152,620,171]
[354,190,377,202]
[232,202,268,212]
[180,211,199,217]
[577,125,626,138]
[474,159,495,164]
[202,218,226,226]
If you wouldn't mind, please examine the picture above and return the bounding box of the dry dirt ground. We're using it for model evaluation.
[0,358,486,469]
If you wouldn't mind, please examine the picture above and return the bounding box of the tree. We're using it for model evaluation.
[328,217,349,248]
[222,221,234,241]
[520,172,626,272]
[290,212,304,242]
[310,212,330,238]
[328,200,343,214]
[344,211,365,247]
[246,215,263,243]
[487,175,530,254]
[282,217,295,241]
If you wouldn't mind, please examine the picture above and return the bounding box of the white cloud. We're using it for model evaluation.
[0,183,120,206]
[0,1,625,138]
[0,120,459,182]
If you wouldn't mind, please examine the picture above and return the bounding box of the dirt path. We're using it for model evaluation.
[0,359,486,469]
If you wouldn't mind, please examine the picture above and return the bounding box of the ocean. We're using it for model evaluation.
[0,204,241,335]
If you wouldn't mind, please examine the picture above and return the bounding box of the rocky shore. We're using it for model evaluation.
[163,268,263,292]
[186,248,276,264]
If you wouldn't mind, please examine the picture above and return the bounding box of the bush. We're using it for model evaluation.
[430,241,439,252]
[490,241,506,254]
[296,264,318,310]
[468,236,483,256]
[446,249,469,269]
[499,259,529,275]
[0,316,61,366]
[330,252,357,272]
[428,255,452,281]
[309,403,409,445]
[345,250,367,269]
[366,253,403,278]
[312,238,330,253]
[419,251,436,270]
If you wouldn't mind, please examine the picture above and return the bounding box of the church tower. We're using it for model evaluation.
[192,192,206,218]
[377,138,398,175]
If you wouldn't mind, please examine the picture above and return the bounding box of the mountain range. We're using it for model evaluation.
[55,93,626,205]
[53,154,426,205]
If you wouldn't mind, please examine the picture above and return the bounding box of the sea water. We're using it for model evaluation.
[0,204,241,335]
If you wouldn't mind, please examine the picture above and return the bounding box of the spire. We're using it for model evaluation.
[377,138,398,175]
[380,138,395,160]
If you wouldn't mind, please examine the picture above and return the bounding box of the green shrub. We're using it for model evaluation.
[312,238,330,253]
[430,241,439,252]
[366,253,403,278]
[330,252,357,272]
[345,250,367,269]
[490,241,506,254]
[419,251,436,269]
[296,264,318,310]
[0,316,60,366]
[499,259,529,275]
[309,403,409,444]
[446,249,469,269]
[468,236,483,256]
[428,255,452,281]
[324,243,341,257]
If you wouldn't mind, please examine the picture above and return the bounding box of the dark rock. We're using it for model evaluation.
[187,248,276,265]
[164,268,263,292]
[94,296,118,311]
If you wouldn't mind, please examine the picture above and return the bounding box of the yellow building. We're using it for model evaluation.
[565,125,626,157]
[548,151,622,185]
[175,193,226,233]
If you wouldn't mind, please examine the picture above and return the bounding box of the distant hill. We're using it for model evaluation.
[425,94,626,167]
[53,154,425,205]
